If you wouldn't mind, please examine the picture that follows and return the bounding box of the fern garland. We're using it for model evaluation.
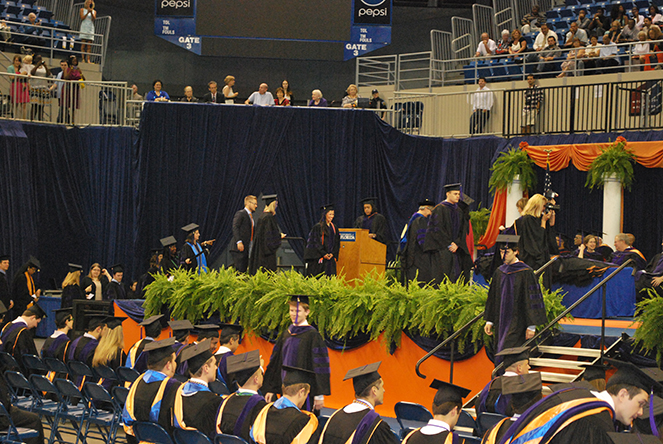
[585,137,636,191]
[488,147,537,195]
[633,293,663,365]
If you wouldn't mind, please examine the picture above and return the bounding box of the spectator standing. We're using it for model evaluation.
[222,75,239,103]
[368,89,386,109]
[649,5,663,26]
[308,89,328,107]
[536,36,561,74]
[576,9,591,30]
[202,81,222,103]
[342,84,360,107]
[79,0,96,63]
[632,8,644,30]
[521,5,546,34]
[274,87,290,106]
[281,80,294,104]
[0,20,10,42]
[180,86,198,103]
[63,55,85,124]
[0,254,11,326]
[559,38,586,77]
[521,74,543,134]
[509,29,528,61]
[496,29,511,54]
[29,54,50,121]
[564,21,588,47]
[475,32,497,57]
[596,34,620,73]
[469,77,493,135]
[80,263,111,301]
[7,55,29,119]
[21,13,44,48]
[589,8,611,37]
[146,79,170,102]
[50,60,69,123]
[245,83,274,106]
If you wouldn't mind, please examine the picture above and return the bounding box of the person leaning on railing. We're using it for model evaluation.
[29,54,51,121]
[63,55,86,124]
[631,31,650,70]
[7,54,29,119]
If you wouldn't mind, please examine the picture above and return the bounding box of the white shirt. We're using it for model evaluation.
[84,332,97,340]
[634,42,650,55]
[470,86,494,111]
[534,31,558,50]
[599,42,618,58]
[476,39,497,56]
[591,390,616,411]
[343,399,373,413]
[634,15,644,30]
[247,91,274,106]
[215,345,232,355]
[237,388,259,395]
[419,419,451,435]
[565,28,588,45]
[50,330,68,338]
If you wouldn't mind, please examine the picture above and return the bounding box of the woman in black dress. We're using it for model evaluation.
[248,195,285,274]
[304,204,340,276]
[80,263,111,302]
[60,263,85,309]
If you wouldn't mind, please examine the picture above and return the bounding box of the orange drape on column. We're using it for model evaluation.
[477,189,507,250]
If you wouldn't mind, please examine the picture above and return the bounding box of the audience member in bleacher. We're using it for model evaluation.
[596,34,621,73]
[146,79,170,102]
[621,18,639,42]
[63,55,86,124]
[469,77,493,135]
[632,7,644,30]
[274,87,290,106]
[559,38,585,77]
[588,8,611,38]
[649,5,663,26]
[0,20,11,42]
[531,23,557,54]
[29,54,50,121]
[7,55,29,120]
[610,4,627,28]
[20,13,45,49]
[245,83,274,106]
[20,55,34,119]
[222,75,239,104]
[536,36,561,74]
[521,5,546,34]
[202,80,223,103]
[564,21,588,47]
[583,34,602,72]
[642,16,653,36]
[605,20,626,43]
[508,29,528,61]
[631,30,650,70]
[521,74,542,134]
[281,80,294,104]
[496,29,511,55]
[342,84,360,107]
[644,26,663,70]
[180,86,198,102]
[576,9,591,31]
[308,89,328,107]
[475,32,497,58]
[79,0,96,64]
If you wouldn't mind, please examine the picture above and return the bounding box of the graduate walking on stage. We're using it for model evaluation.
[304,204,340,277]
[354,197,388,244]
[400,199,435,285]
[249,195,286,275]
[180,223,215,274]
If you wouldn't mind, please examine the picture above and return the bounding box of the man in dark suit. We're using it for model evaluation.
[202,81,223,103]
[0,254,11,326]
[230,195,258,273]
[105,263,127,300]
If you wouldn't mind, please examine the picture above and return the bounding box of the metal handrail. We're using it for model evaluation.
[490,258,635,378]
[415,255,559,380]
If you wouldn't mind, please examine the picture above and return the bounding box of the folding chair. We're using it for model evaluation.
[93,364,118,382]
[52,378,89,444]
[28,374,63,444]
[43,357,69,382]
[67,360,96,387]
[3,370,35,410]
[116,366,140,385]
[0,403,39,444]
[215,433,249,444]
[476,412,508,437]
[173,428,213,444]
[394,402,433,438]
[133,422,175,444]
[23,354,47,374]
[0,351,20,371]
[82,382,121,444]
[456,410,478,433]
[111,385,129,409]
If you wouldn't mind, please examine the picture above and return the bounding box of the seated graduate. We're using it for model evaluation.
[354,197,388,245]
[67,311,106,385]
[483,235,547,358]
[481,373,543,444]
[319,362,398,444]
[635,237,663,301]
[402,380,471,444]
[497,358,663,444]
[1,302,44,373]
[609,233,647,270]
[42,308,73,360]
[304,204,341,277]
[216,350,268,442]
[105,263,128,300]
[92,316,127,391]
[215,323,243,389]
[173,340,223,440]
[170,319,194,376]
[575,235,605,261]
[251,366,320,444]
[476,347,533,416]
[122,338,182,441]
[195,324,220,352]
[263,295,330,413]
[126,314,165,373]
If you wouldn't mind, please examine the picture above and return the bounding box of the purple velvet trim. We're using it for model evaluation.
[538,400,614,443]
[351,409,380,444]
[1,322,26,345]
[44,335,69,358]
[477,380,493,413]
[653,256,663,275]
[313,357,329,364]
[496,268,517,355]
[361,215,375,231]
[651,393,660,438]
[314,367,331,374]
[282,336,301,368]
[67,336,83,360]
[234,395,264,437]
[289,325,315,335]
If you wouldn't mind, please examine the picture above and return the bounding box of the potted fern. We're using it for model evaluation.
[488,144,537,194]
[585,137,636,191]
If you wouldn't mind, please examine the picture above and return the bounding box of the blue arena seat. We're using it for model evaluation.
[489,59,508,80]
[394,401,433,436]
[215,434,249,444]
[174,428,213,444]
[133,422,174,444]
[547,9,559,18]
[476,412,508,436]
[0,403,39,444]
[560,6,575,17]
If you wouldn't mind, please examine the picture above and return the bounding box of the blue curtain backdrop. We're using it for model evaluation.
[0,106,662,291]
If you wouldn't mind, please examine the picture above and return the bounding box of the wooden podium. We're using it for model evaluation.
[337,229,387,282]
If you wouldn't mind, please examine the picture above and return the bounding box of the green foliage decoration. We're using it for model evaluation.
[488,147,537,195]
[585,137,636,191]
[469,204,491,243]
[633,292,663,365]
[143,267,570,351]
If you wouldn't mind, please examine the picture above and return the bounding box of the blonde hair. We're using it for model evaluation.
[282,383,310,397]
[521,194,546,217]
[265,200,278,214]
[516,197,529,211]
[346,84,358,94]
[62,270,81,288]
[88,263,102,279]
[92,325,124,367]
[244,195,257,206]
[23,55,32,64]
[224,75,235,85]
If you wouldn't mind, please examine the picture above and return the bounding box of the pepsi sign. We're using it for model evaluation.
[354,0,391,25]
[156,0,194,17]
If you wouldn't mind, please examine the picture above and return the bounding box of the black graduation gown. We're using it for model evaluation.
[1,320,38,373]
[636,252,663,299]
[175,384,223,440]
[513,215,549,270]
[0,271,10,316]
[254,404,320,444]
[216,391,267,442]
[80,276,109,299]
[161,250,179,275]
[500,389,615,444]
[484,261,547,358]
[99,349,127,391]
[249,212,282,275]
[60,284,85,309]
[67,335,99,367]
[403,214,432,284]
[126,338,153,373]
[475,377,511,416]
[354,212,388,245]
[609,248,647,271]
[105,280,127,300]
[403,427,463,444]
[11,272,36,317]
[320,405,398,444]
[41,331,71,361]
[138,267,159,298]
[304,222,341,277]
[123,371,181,436]
[263,325,331,401]
[480,418,515,444]
[180,242,210,273]
[423,202,471,284]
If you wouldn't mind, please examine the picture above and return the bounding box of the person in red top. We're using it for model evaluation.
[274,87,290,106]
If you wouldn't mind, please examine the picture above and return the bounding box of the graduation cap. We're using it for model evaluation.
[104,316,127,330]
[496,346,530,369]
[143,337,177,362]
[641,368,663,385]
[549,380,596,392]
[606,432,661,444]
[139,314,164,327]
[261,194,278,206]
[344,362,382,395]
[320,204,334,214]
[289,295,311,305]
[282,365,316,387]
[0,254,9,262]
[605,358,663,394]
[160,236,177,248]
[444,183,461,192]
[83,311,107,330]
[25,302,47,319]
[227,350,262,386]
[418,199,436,207]
[641,395,663,420]
[461,193,474,206]
[68,263,83,273]
[220,323,244,335]
[0,300,7,316]
[501,373,542,395]
[181,223,199,233]
[592,230,606,238]
[496,235,521,251]
[27,256,41,270]
[168,319,193,331]
[54,308,73,325]
[195,324,220,340]
[110,263,124,274]
[430,379,471,405]
[360,197,378,207]
[579,363,609,382]
[181,339,214,375]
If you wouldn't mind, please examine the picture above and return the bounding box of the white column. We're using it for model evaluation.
[602,173,622,245]
[505,174,523,228]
